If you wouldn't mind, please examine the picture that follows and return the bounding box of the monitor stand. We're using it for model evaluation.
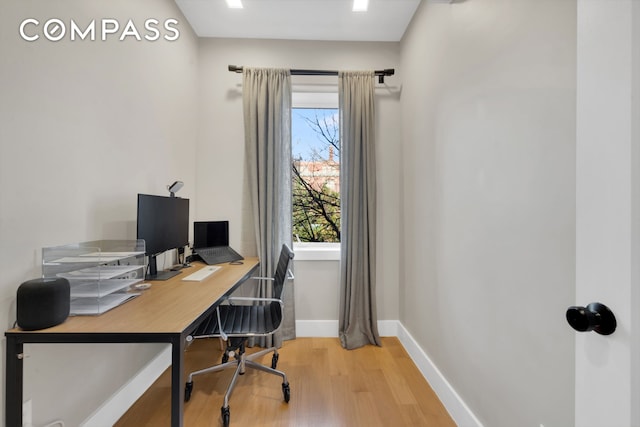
[147,254,181,281]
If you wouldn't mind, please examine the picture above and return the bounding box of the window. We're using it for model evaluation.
[292,92,340,245]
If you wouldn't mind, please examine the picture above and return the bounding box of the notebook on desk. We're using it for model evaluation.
[193,221,244,265]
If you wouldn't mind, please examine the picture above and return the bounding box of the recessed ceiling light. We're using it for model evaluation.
[226,0,243,8]
[353,0,369,12]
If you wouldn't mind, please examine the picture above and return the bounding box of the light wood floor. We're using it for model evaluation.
[115,337,456,427]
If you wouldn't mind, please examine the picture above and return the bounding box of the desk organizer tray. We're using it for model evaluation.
[42,240,146,315]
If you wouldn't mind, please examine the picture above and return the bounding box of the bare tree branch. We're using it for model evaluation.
[292,110,341,243]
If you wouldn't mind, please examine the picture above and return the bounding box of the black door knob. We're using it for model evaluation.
[566,302,616,335]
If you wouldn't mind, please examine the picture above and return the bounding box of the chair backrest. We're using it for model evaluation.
[272,244,294,299]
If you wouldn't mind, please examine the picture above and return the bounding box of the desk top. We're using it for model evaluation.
[7,258,259,336]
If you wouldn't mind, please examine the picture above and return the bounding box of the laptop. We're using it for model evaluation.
[192,221,244,265]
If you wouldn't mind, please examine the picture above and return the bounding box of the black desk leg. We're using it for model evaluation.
[5,336,23,427]
[171,336,186,427]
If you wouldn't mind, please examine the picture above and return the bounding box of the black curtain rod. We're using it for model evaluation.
[228,65,394,83]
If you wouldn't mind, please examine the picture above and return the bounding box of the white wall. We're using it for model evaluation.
[0,1,199,425]
[195,38,402,322]
[400,1,577,426]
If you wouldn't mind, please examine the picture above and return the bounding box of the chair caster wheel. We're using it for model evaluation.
[185,381,193,402]
[282,382,290,403]
[271,353,279,369]
[221,406,230,427]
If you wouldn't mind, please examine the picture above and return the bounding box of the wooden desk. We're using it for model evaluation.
[5,258,259,427]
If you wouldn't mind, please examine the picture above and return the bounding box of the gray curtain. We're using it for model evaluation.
[338,71,381,349]
[243,67,295,346]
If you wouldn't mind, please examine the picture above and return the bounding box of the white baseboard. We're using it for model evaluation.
[294,319,399,337]
[396,323,484,427]
[377,319,400,337]
[295,320,339,337]
[86,321,481,427]
[80,345,172,427]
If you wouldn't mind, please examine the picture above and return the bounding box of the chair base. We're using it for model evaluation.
[185,338,290,426]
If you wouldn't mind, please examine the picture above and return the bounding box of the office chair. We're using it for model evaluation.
[184,243,294,427]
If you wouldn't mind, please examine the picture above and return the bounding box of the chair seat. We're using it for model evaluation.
[194,302,283,337]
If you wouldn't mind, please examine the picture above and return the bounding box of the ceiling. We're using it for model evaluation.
[175,0,422,42]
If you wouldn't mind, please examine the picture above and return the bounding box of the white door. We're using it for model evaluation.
[575,1,640,426]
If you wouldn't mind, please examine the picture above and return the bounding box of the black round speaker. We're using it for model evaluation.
[17,278,70,330]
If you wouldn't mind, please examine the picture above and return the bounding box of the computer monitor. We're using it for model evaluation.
[136,193,189,280]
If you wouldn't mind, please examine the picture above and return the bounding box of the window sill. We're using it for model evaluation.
[293,242,340,261]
